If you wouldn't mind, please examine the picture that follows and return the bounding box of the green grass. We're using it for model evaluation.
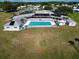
[68,13,79,23]
[0,12,79,59]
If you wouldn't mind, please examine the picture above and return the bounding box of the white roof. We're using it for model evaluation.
[13,13,34,21]
[35,10,54,14]
[4,21,22,26]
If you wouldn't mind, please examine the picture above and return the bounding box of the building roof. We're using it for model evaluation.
[13,13,34,21]
[4,21,22,27]
[35,10,54,14]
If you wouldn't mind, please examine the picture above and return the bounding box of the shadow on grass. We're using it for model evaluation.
[68,41,79,53]
[75,38,79,42]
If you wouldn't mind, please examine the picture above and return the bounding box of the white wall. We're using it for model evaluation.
[4,26,21,31]
[69,22,76,26]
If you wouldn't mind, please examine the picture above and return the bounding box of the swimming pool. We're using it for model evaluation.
[23,21,56,28]
[29,21,51,25]
[28,21,53,27]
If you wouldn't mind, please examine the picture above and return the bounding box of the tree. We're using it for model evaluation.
[2,1,17,12]
[44,5,53,10]
[55,6,73,15]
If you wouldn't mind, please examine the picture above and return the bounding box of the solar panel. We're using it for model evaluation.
[9,21,15,25]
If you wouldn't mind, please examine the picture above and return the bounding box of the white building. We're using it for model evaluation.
[73,6,79,12]
[73,8,79,12]
[17,6,26,10]
[26,5,40,11]
[0,8,4,12]
[68,19,77,26]
[33,5,40,10]
[3,21,23,31]
[3,10,76,31]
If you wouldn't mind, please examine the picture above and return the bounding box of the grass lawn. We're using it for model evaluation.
[68,13,79,23]
[0,12,79,59]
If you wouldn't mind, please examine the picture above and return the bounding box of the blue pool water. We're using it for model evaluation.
[29,21,52,26]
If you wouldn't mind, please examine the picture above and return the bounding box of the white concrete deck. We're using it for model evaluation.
[26,18,55,21]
